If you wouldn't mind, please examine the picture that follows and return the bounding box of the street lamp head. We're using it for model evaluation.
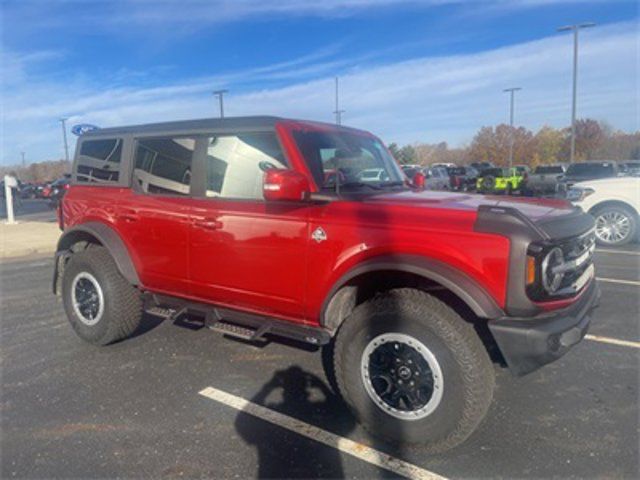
[212,89,229,96]
[557,22,596,32]
[503,87,522,93]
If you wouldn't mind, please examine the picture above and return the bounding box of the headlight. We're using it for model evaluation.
[566,187,594,202]
[541,247,565,294]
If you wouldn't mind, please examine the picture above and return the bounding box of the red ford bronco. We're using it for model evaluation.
[54,117,599,451]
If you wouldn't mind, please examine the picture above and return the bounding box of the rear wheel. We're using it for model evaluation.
[62,246,142,345]
[592,205,637,246]
[333,289,494,451]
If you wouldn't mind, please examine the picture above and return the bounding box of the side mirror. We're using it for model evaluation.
[412,172,426,189]
[263,169,311,202]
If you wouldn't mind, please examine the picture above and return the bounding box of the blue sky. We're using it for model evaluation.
[1,0,638,164]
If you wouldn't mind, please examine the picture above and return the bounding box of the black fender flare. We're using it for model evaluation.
[321,254,504,330]
[53,222,140,294]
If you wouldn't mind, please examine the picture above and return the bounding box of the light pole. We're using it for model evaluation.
[503,87,522,169]
[212,89,228,118]
[59,118,70,162]
[21,152,26,168]
[557,22,595,163]
[333,77,345,125]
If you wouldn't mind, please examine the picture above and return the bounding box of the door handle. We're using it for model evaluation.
[194,219,223,230]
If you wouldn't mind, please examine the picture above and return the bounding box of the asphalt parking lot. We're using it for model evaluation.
[1,246,638,479]
[0,198,56,222]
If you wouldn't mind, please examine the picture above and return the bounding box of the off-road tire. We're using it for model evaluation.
[322,340,342,398]
[333,288,494,452]
[62,246,142,345]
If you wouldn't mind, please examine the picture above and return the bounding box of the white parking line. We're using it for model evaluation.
[199,386,446,480]
[596,277,640,287]
[585,335,640,349]
[596,249,640,256]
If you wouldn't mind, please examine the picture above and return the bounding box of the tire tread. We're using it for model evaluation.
[333,288,494,452]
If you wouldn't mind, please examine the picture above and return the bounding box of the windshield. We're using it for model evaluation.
[566,163,615,176]
[482,168,505,177]
[534,166,564,174]
[291,129,404,190]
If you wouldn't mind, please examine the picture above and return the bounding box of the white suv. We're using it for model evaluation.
[567,177,640,246]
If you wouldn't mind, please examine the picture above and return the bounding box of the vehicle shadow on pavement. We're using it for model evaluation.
[128,313,165,340]
[235,366,355,479]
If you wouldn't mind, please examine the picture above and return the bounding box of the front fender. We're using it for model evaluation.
[321,254,505,327]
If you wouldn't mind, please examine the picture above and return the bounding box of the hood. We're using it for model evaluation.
[563,172,616,182]
[572,176,640,190]
[364,189,575,223]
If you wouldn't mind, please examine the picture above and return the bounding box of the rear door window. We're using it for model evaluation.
[133,137,195,196]
[76,138,123,183]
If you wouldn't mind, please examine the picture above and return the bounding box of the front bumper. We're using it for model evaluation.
[488,280,600,376]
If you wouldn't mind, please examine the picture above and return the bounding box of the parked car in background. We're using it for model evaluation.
[37,182,53,199]
[446,166,478,191]
[431,162,457,169]
[526,165,566,196]
[424,165,450,190]
[620,161,640,176]
[401,164,423,181]
[469,162,494,174]
[567,177,639,246]
[358,168,390,183]
[476,167,526,194]
[558,161,619,193]
[19,183,37,199]
[48,176,71,209]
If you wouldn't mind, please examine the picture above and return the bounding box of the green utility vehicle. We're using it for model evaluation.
[476,166,529,194]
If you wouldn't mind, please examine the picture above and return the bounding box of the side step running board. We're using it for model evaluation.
[144,295,331,346]
[208,321,266,342]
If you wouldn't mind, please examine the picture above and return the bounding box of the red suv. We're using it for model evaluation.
[54,117,599,451]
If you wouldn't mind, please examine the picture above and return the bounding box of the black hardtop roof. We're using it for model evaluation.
[80,116,368,137]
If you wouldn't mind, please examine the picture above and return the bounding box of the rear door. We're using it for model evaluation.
[116,136,196,295]
[188,132,310,321]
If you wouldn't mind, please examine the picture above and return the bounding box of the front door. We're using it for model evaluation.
[188,132,310,322]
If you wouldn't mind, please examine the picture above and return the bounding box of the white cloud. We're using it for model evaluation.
[1,21,636,164]
[3,0,626,35]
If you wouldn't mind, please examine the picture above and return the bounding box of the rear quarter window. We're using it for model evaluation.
[76,138,123,183]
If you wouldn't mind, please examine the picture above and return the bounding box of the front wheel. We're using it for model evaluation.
[333,289,494,452]
[593,205,638,246]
